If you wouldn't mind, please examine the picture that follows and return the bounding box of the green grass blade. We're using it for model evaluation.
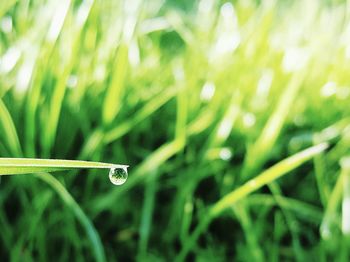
[0,158,128,175]
[233,203,264,262]
[320,170,343,240]
[268,182,303,261]
[0,99,22,156]
[138,171,158,258]
[24,47,48,157]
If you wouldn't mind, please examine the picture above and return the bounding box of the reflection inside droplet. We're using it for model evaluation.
[109,167,128,185]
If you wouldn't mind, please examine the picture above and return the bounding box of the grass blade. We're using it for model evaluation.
[0,158,128,175]
[102,43,129,126]
[0,99,22,156]
[243,71,306,178]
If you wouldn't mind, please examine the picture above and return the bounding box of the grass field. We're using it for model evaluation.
[1,0,350,261]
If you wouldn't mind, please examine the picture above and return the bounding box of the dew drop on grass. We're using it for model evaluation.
[109,167,128,185]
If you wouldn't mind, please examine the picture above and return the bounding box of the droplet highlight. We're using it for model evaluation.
[109,167,128,185]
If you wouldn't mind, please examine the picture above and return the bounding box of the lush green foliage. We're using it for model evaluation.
[1,0,350,261]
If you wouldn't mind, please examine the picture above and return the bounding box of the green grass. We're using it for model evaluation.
[1,0,350,261]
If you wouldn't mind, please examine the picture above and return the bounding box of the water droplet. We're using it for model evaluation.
[109,167,128,185]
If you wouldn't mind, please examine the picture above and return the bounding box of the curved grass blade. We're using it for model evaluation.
[0,158,128,175]
[35,172,106,262]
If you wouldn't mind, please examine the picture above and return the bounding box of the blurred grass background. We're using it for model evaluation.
[1,0,350,261]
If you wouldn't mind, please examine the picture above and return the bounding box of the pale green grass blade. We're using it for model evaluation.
[79,129,105,160]
[173,62,188,142]
[187,107,216,135]
[246,194,323,222]
[35,172,106,262]
[243,71,306,177]
[0,166,69,175]
[176,142,328,261]
[211,142,328,216]
[208,91,242,148]
[102,43,129,126]
[102,1,141,126]
[0,99,22,156]
[0,158,128,175]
